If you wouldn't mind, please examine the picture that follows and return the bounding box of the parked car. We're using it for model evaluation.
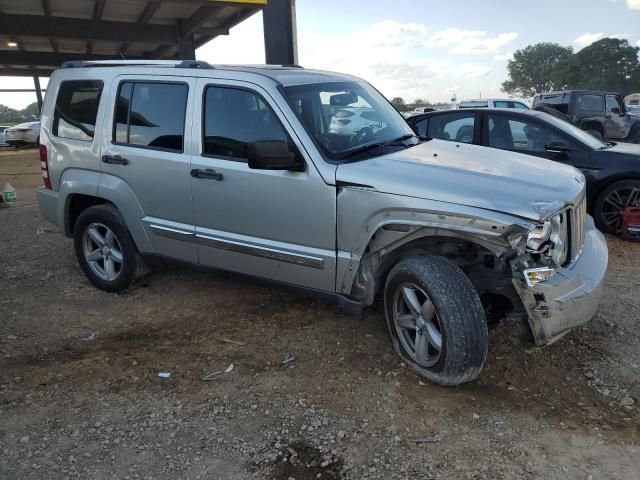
[4,121,41,147]
[402,107,436,119]
[627,105,640,118]
[0,125,11,146]
[458,98,529,110]
[407,108,640,233]
[36,60,607,386]
[328,107,386,136]
[533,90,640,143]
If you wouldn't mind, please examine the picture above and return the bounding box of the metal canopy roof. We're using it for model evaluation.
[0,0,267,77]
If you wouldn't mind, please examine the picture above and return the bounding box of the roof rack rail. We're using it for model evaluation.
[281,64,304,69]
[61,59,215,70]
[175,60,214,69]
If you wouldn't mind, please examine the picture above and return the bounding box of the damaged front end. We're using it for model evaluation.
[508,196,608,346]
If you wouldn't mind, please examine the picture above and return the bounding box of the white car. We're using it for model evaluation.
[4,121,41,147]
[329,108,386,136]
[458,98,529,110]
[0,125,11,146]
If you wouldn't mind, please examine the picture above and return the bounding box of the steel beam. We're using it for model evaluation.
[0,51,149,68]
[262,0,297,65]
[0,14,179,43]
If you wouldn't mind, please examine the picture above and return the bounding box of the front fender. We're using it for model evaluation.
[336,188,530,296]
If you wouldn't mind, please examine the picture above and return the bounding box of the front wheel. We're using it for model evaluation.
[384,256,488,386]
[73,204,146,292]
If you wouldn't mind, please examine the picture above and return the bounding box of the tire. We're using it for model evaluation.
[586,129,603,140]
[73,204,146,292]
[594,179,640,234]
[384,255,488,386]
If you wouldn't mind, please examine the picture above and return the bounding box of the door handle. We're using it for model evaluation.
[191,168,223,181]
[102,155,129,165]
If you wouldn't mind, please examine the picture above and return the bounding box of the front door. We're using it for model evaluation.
[189,79,337,292]
[605,94,627,140]
[100,76,198,262]
[483,112,595,184]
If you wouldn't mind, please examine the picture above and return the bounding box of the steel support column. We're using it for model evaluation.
[262,0,297,65]
[33,75,43,115]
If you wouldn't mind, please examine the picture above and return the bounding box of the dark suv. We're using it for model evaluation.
[532,90,640,143]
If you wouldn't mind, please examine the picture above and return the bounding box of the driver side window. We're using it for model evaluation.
[202,86,289,161]
[487,115,572,152]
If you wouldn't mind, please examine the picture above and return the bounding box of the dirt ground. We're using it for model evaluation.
[1,149,639,480]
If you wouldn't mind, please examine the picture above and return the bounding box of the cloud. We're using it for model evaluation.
[573,32,629,49]
[454,65,491,78]
[637,40,640,47]
[628,0,640,9]
[425,29,518,54]
[494,51,514,62]
[444,86,460,93]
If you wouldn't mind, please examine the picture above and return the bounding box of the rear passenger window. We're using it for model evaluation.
[53,80,103,141]
[113,82,188,152]
[427,113,475,143]
[203,86,288,160]
[577,94,604,112]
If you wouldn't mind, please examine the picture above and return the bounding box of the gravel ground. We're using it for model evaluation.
[1,149,639,479]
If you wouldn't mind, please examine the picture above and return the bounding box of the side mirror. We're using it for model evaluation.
[611,107,620,115]
[247,140,304,171]
[545,141,572,153]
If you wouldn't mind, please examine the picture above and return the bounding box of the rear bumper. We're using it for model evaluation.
[514,215,608,346]
[36,187,63,231]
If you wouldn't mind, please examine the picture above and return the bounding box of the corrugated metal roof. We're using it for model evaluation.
[0,0,266,76]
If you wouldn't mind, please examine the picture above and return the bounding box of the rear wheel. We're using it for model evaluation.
[384,255,488,386]
[73,204,146,292]
[594,179,640,234]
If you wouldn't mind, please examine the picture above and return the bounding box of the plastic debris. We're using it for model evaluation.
[82,333,96,341]
[282,354,296,365]
[158,371,171,379]
[224,363,234,374]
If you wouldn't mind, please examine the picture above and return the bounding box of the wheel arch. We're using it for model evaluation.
[59,169,153,253]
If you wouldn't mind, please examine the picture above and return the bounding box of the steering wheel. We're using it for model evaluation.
[350,127,374,146]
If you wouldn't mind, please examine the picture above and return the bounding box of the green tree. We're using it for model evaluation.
[390,97,406,111]
[564,38,640,95]
[502,43,573,97]
[21,102,40,121]
[0,104,22,123]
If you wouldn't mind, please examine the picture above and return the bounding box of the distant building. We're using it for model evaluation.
[625,93,640,105]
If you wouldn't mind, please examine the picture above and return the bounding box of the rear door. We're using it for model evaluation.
[100,75,198,262]
[605,94,626,139]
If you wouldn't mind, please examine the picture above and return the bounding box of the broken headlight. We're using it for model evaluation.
[524,211,569,285]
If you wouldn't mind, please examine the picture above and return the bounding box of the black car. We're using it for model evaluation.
[406,108,640,233]
[532,90,640,143]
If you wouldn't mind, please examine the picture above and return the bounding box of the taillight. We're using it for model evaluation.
[39,144,51,189]
[18,128,32,133]
[338,119,351,125]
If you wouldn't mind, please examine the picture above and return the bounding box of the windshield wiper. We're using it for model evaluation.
[599,141,617,150]
[339,134,418,160]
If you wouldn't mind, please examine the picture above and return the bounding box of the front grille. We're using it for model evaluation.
[568,195,587,263]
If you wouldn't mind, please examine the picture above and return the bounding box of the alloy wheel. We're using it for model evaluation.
[82,223,124,281]
[601,187,640,231]
[392,283,444,368]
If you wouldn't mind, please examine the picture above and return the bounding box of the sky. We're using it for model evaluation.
[2,0,640,109]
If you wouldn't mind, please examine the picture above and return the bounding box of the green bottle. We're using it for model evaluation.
[2,183,17,205]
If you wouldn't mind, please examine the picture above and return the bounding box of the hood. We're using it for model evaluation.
[336,139,585,221]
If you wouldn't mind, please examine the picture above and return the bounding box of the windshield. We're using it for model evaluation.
[283,81,415,161]
[538,112,606,150]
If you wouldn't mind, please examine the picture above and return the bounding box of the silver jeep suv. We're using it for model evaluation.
[36,60,608,386]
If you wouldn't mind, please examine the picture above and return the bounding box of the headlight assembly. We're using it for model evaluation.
[548,212,569,266]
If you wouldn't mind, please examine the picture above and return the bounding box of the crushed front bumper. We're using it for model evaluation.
[513,215,608,346]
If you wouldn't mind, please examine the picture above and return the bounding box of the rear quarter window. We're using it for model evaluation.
[577,94,604,112]
[52,80,103,141]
